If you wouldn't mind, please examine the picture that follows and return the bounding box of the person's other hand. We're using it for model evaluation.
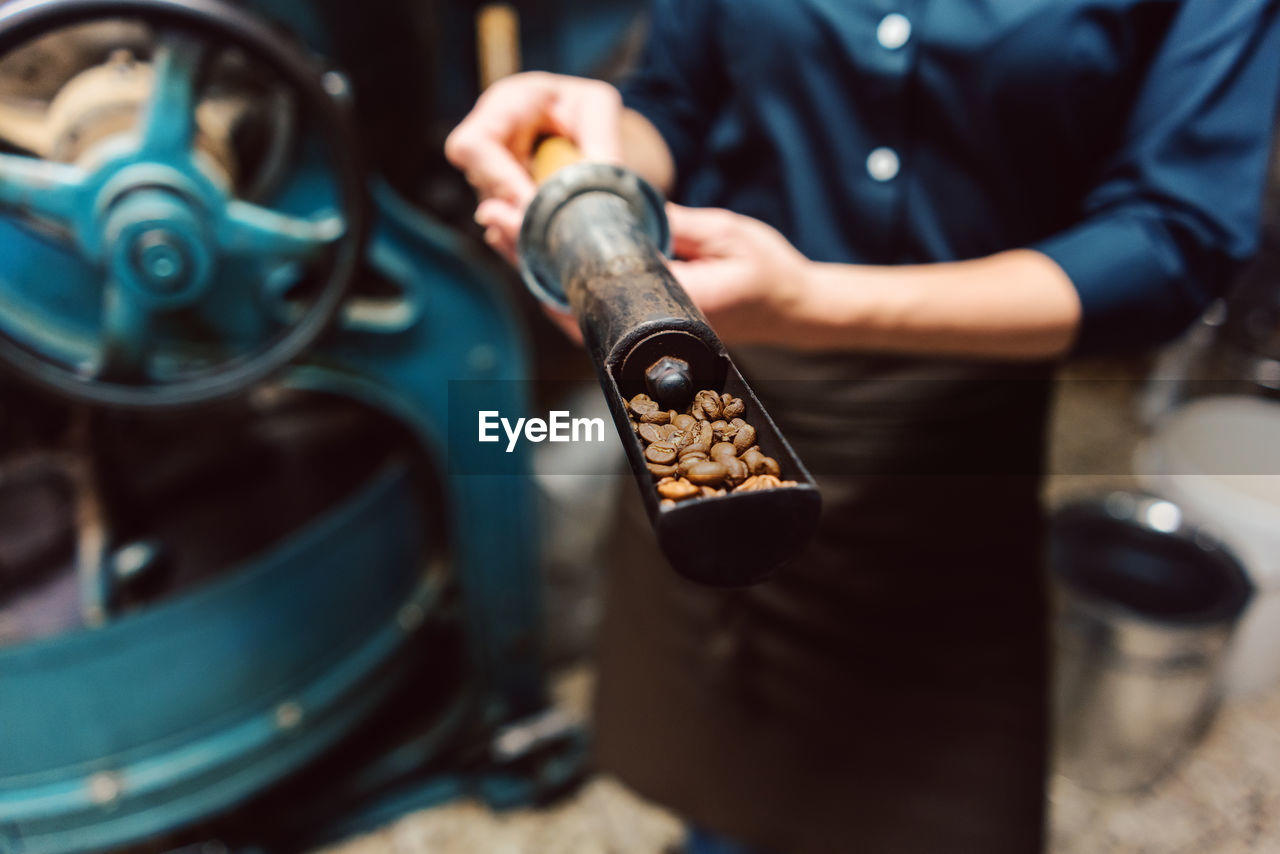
[667,204,810,346]
[444,72,624,264]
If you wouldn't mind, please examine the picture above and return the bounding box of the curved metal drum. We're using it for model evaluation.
[0,461,435,853]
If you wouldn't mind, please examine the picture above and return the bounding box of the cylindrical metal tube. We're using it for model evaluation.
[548,192,696,342]
[543,190,720,393]
[519,163,727,394]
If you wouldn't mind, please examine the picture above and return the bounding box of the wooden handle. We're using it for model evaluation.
[530,135,585,184]
[476,3,521,91]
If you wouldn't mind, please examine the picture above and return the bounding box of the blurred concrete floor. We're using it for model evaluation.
[322,671,1280,854]
[323,360,1280,854]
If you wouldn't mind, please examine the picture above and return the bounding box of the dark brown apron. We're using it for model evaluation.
[592,351,1053,854]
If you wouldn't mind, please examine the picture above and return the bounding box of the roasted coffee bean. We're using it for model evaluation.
[675,443,700,461]
[688,421,713,453]
[695,390,723,421]
[741,448,766,474]
[736,474,785,492]
[680,441,709,460]
[710,442,738,462]
[645,442,678,465]
[679,448,709,462]
[638,423,665,444]
[686,460,729,487]
[630,393,660,417]
[658,478,701,501]
[625,384,799,505]
[677,453,708,478]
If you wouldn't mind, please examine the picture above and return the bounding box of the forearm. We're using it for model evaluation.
[620,108,676,196]
[781,249,1082,359]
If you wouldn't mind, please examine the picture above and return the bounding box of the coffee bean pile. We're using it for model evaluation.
[627,389,799,507]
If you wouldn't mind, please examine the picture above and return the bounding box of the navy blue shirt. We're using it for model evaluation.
[621,0,1280,353]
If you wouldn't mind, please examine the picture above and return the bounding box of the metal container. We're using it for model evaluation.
[1137,395,1280,695]
[1050,492,1253,792]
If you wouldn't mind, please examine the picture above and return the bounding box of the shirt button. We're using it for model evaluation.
[877,13,912,50]
[866,147,900,182]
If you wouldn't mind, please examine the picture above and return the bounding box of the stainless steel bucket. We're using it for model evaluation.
[1050,492,1253,792]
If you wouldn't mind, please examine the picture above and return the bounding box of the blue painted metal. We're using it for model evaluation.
[0,0,657,847]
[0,174,548,848]
[0,0,365,408]
[0,96,343,383]
[0,463,438,853]
[285,179,546,722]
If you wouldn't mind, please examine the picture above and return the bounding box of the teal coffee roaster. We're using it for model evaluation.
[0,0,642,850]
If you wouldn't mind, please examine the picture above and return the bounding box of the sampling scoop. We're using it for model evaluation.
[517,138,821,586]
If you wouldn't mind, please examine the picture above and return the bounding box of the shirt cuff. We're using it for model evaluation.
[1032,211,1208,356]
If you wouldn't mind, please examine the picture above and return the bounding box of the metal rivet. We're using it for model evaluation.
[113,542,152,580]
[397,602,425,631]
[322,70,351,100]
[87,771,123,805]
[468,344,498,373]
[274,701,304,731]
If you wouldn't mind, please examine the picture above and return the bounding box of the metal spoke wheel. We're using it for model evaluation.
[0,0,367,407]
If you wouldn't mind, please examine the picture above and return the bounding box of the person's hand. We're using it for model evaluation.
[444,71,624,264]
[667,204,811,346]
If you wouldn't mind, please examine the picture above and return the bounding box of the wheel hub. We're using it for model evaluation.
[0,0,369,408]
[102,186,213,305]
